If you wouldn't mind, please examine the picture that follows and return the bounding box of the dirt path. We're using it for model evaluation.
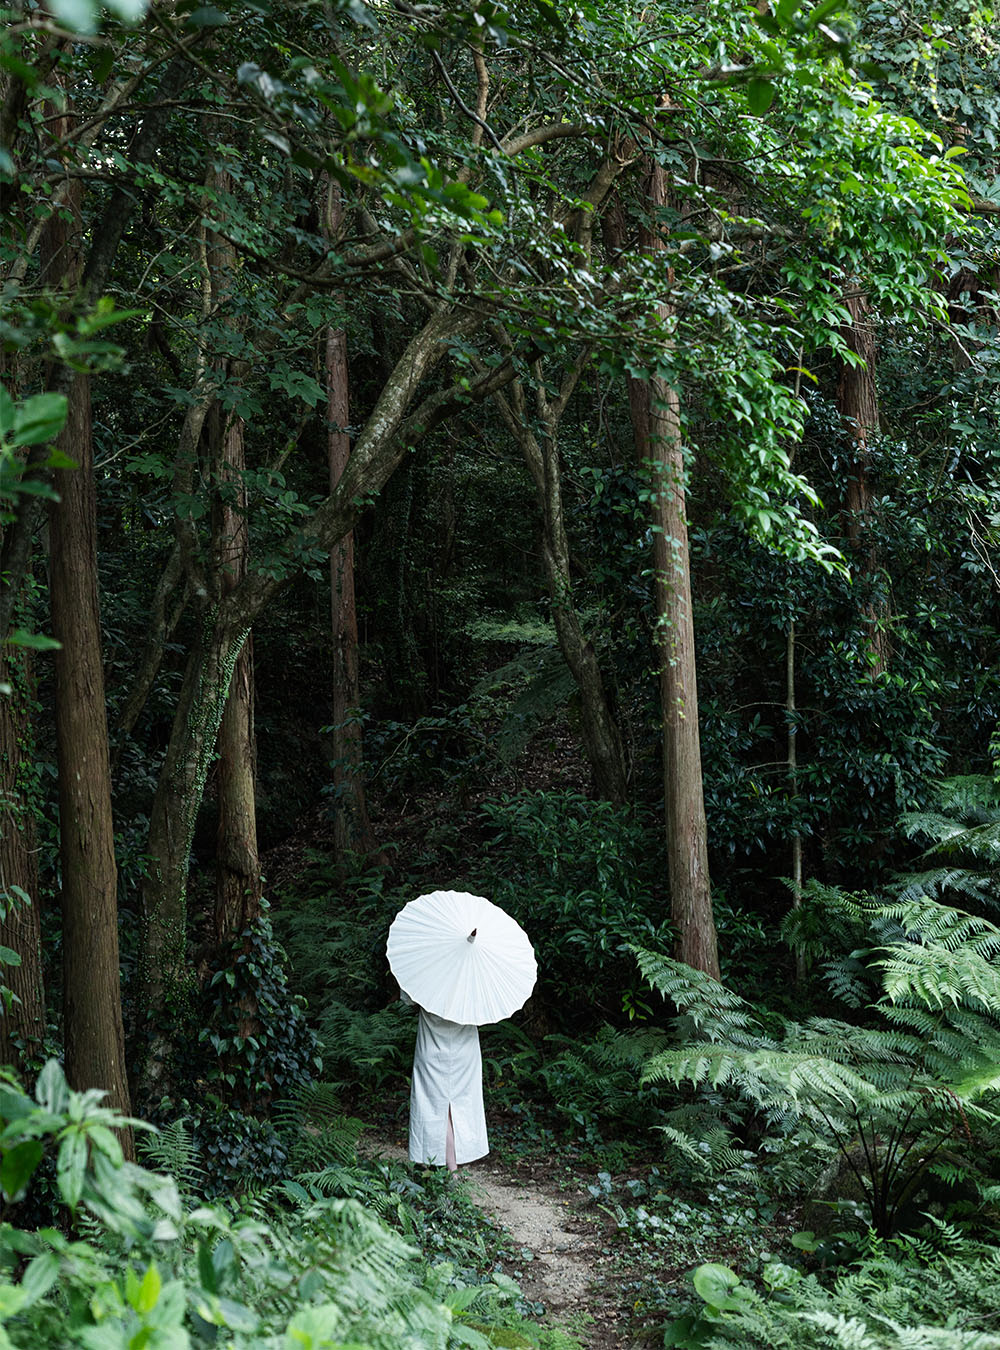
[366,1138,629,1347]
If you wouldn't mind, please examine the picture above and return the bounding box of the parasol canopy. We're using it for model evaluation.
[387,890,536,1026]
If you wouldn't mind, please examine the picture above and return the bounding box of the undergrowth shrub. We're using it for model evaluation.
[274,856,417,1095]
[485,1023,675,1155]
[157,908,321,1194]
[892,774,1000,920]
[273,856,391,1016]
[0,1061,581,1349]
[477,790,671,1025]
[668,1228,1000,1348]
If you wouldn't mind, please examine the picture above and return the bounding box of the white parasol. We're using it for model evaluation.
[387,890,536,1026]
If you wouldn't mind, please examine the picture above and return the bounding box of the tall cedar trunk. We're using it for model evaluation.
[0,645,44,1075]
[325,182,376,856]
[213,410,261,940]
[621,163,719,978]
[0,335,44,1078]
[209,184,262,942]
[838,288,890,675]
[49,372,134,1146]
[41,154,133,1141]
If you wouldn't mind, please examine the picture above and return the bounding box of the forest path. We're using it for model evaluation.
[366,1136,630,1347]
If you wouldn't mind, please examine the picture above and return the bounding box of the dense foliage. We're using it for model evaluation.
[4,0,1000,1344]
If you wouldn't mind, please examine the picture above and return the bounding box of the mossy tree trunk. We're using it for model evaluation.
[838,287,890,676]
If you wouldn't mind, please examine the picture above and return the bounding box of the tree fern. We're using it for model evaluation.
[633,891,1000,1236]
[892,776,1000,920]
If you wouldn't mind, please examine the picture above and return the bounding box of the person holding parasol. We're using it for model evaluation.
[387,890,536,1172]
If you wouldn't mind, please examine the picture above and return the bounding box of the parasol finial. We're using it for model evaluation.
[467,928,477,943]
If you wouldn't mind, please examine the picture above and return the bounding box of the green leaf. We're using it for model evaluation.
[19,1252,59,1307]
[0,388,13,436]
[692,1263,740,1309]
[87,1123,124,1166]
[746,78,776,116]
[805,0,846,27]
[57,1129,87,1209]
[35,1059,69,1114]
[197,1241,217,1296]
[0,945,20,967]
[6,629,61,651]
[0,1139,43,1200]
[10,393,67,448]
[0,1087,33,1124]
[0,1284,28,1319]
[663,1314,709,1348]
[133,1262,162,1315]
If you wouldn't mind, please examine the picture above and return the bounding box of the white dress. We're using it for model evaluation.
[408,1007,489,1166]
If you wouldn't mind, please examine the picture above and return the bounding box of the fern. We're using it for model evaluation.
[682,1233,1000,1348]
[657,1123,758,1185]
[892,777,1000,920]
[473,643,578,764]
[137,1117,204,1195]
[315,999,414,1087]
[633,891,1000,1236]
[273,1080,366,1172]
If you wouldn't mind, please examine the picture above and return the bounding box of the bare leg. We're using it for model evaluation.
[446,1106,457,1173]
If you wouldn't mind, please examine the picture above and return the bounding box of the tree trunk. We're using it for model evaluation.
[621,161,719,979]
[838,288,890,675]
[39,142,133,1140]
[49,371,134,1148]
[0,644,44,1076]
[787,621,805,986]
[494,367,628,803]
[325,182,376,857]
[139,607,249,1105]
[208,179,262,943]
[213,410,261,940]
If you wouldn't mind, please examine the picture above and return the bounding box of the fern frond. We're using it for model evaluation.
[630,947,769,1047]
[822,955,877,1009]
[876,940,1000,1015]
[642,1042,894,1117]
[657,1123,757,1183]
[871,899,1000,957]
[138,1117,204,1195]
[892,869,998,909]
[795,1020,920,1066]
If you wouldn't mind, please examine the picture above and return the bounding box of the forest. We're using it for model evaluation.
[3,0,1000,1345]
